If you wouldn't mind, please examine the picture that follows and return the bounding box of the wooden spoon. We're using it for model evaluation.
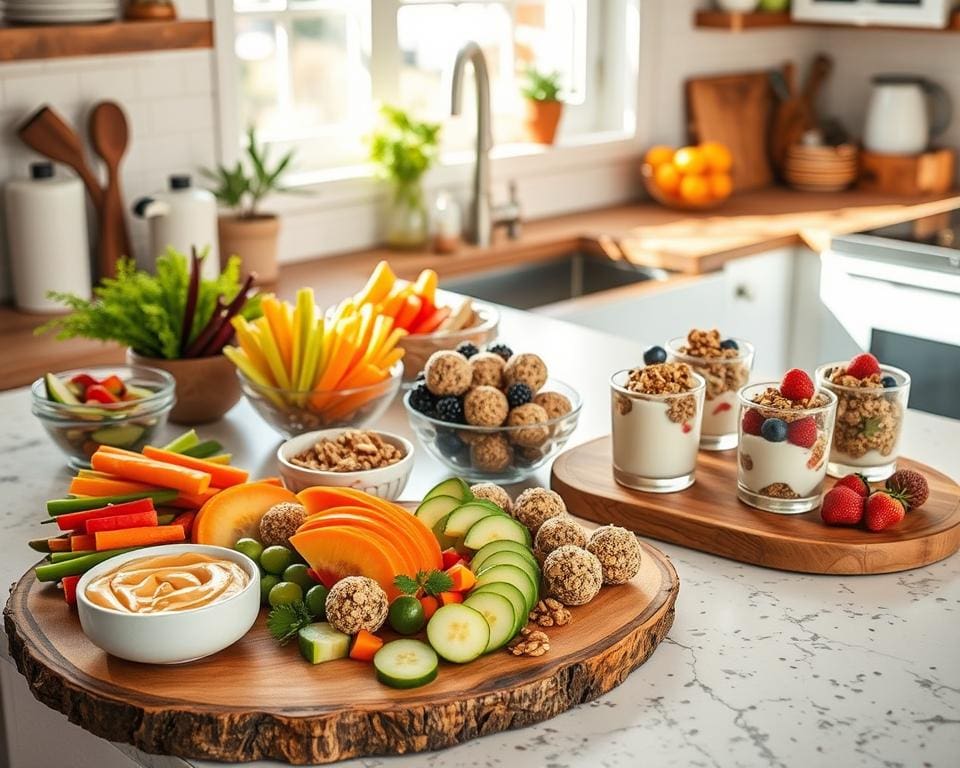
[89,102,133,279]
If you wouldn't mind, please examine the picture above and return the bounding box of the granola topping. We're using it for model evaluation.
[625,362,697,395]
[289,429,405,472]
[667,394,696,424]
[750,386,828,419]
[760,482,800,499]
[826,369,902,459]
[678,329,750,399]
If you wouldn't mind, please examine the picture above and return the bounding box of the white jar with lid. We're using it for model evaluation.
[432,191,462,254]
[4,161,91,312]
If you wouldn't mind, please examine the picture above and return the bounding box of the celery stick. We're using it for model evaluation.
[49,550,94,563]
[161,429,200,453]
[35,548,139,582]
[157,513,176,525]
[47,490,178,516]
[181,440,223,459]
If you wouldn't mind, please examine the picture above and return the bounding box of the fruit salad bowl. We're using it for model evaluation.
[640,163,728,212]
[403,379,582,484]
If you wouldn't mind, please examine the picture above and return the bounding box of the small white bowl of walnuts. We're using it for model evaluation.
[276,428,415,500]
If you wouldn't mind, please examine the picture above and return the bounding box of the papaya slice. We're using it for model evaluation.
[296,508,420,575]
[193,482,298,547]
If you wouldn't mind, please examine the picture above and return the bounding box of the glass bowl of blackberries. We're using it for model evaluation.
[403,341,582,483]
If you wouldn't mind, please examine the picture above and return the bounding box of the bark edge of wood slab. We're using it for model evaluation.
[3,540,677,764]
[552,437,960,575]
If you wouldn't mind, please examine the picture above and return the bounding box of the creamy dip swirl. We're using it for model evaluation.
[85,553,249,614]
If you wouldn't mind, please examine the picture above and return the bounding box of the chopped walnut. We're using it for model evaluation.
[290,430,404,472]
[759,483,800,499]
[666,394,696,424]
[625,362,697,395]
[529,598,572,627]
[825,369,902,459]
[806,437,827,470]
[508,627,550,657]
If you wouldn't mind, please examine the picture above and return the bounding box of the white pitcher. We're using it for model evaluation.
[863,74,952,155]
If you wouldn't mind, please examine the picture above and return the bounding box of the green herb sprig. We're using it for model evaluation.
[368,105,441,202]
[521,68,563,102]
[267,600,315,645]
[393,569,454,598]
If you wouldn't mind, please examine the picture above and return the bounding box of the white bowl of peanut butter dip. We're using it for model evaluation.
[77,544,260,664]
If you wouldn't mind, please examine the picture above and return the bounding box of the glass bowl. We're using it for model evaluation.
[238,361,403,438]
[403,378,582,484]
[398,301,499,384]
[31,365,176,469]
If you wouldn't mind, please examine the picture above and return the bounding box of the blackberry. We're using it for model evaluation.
[719,339,739,351]
[643,345,667,365]
[456,342,480,359]
[435,396,465,424]
[487,343,513,361]
[408,382,437,415]
[506,382,533,408]
[436,429,468,461]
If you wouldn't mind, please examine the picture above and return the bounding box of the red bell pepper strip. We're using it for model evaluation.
[62,575,80,606]
[56,498,156,531]
[171,510,197,537]
[98,374,126,397]
[84,508,158,534]
[69,373,98,396]
[85,384,120,404]
[441,548,464,570]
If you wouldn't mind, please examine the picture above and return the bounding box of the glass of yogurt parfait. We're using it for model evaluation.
[666,330,754,451]
[736,369,838,514]
[611,362,706,493]
[815,353,911,482]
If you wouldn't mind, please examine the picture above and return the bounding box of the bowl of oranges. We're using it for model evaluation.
[642,142,734,211]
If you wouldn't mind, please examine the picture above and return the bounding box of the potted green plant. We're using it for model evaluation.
[203,127,294,284]
[40,249,262,425]
[368,105,441,249]
[521,68,564,145]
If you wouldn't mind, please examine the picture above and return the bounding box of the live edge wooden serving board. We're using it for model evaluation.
[4,535,677,765]
[552,437,960,576]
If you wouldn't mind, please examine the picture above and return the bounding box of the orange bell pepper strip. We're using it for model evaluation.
[349,629,384,662]
[445,563,476,592]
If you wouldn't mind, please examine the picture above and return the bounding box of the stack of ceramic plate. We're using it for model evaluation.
[783,144,859,193]
[2,0,119,24]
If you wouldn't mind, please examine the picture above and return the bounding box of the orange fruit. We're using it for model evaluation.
[679,174,711,205]
[653,163,681,194]
[700,141,733,173]
[644,145,675,168]
[673,146,706,175]
[707,172,733,200]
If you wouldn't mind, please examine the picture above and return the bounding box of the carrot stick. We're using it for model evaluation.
[90,451,211,496]
[69,475,158,498]
[94,524,185,551]
[140,446,248,488]
[71,534,96,552]
[48,538,71,553]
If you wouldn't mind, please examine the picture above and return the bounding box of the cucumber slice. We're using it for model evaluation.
[474,550,541,586]
[474,564,538,613]
[464,592,516,652]
[462,514,531,551]
[181,439,223,459]
[298,622,350,664]
[124,384,155,399]
[415,495,462,529]
[426,604,490,663]
[470,540,538,573]
[470,582,527,637]
[161,429,200,453]
[374,639,439,689]
[91,424,145,448]
[45,372,80,405]
[424,478,472,503]
[443,502,505,539]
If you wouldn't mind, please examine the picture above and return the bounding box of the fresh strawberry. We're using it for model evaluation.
[741,408,765,436]
[865,490,906,532]
[885,469,929,510]
[835,473,870,498]
[786,416,817,448]
[820,486,865,526]
[779,368,814,402]
[846,352,881,379]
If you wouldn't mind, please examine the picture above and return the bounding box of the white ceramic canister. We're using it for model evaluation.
[863,74,953,155]
[4,161,91,313]
[133,174,220,279]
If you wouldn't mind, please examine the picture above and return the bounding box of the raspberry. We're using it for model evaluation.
[846,353,881,380]
[487,343,513,361]
[506,383,533,408]
[435,396,465,424]
[786,416,817,448]
[456,342,480,359]
[742,408,765,436]
[408,382,436,416]
[779,368,815,402]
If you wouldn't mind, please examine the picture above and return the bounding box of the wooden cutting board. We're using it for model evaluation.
[3,536,678,765]
[686,71,775,191]
[552,438,960,575]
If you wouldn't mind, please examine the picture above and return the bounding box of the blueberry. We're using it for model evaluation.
[435,396,465,424]
[506,382,533,408]
[408,382,436,416]
[881,375,897,388]
[487,343,513,361]
[720,339,739,351]
[456,342,479,359]
[643,345,667,365]
[760,418,788,443]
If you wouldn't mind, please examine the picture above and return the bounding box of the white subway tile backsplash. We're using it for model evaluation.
[134,61,187,99]
[78,66,139,102]
[3,72,83,113]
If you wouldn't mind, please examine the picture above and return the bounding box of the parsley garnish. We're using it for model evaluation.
[393,569,454,598]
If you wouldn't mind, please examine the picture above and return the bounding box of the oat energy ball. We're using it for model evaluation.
[535,516,588,557]
[470,434,513,473]
[325,576,388,634]
[504,353,548,393]
[470,351,506,389]
[533,390,573,420]
[424,350,472,396]
[586,525,642,585]
[543,545,603,606]
[464,385,509,427]
[513,487,566,534]
[470,482,512,514]
[506,402,549,448]
[259,502,308,548]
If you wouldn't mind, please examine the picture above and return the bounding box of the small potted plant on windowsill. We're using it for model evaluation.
[203,127,294,285]
[521,68,564,145]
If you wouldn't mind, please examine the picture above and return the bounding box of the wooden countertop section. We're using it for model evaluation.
[3,187,957,390]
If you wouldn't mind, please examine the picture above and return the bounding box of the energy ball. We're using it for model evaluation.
[534,391,573,420]
[504,353,548,393]
[535,516,588,558]
[513,487,566,534]
[325,576,388,634]
[470,351,506,389]
[470,482,512,514]
[424,351,472,396]
[259,502,308,548]
[506,402,549,448]
[543,545,602,606]
[470,434,513,473]
[586,526,642,585]
[464,385,509,427]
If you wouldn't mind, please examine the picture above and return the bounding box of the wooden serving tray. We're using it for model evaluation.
[552,438,960,575]
[3,536,678,765]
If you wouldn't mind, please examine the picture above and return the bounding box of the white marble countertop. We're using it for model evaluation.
[2,307,958,768]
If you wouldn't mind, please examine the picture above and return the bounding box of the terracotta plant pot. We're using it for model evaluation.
[218,214,280,285]
[126,350,241,425]
[524,99,563,145]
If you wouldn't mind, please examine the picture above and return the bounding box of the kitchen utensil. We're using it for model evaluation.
[4,162,91,313]
[800,53,832,126]
[18,106,103,209]
[769,61,808,171]
[686,71,774,191]
[858,148,956,196]
[133,175,220,278]
[89,101,133,279]
[863,75,953,155]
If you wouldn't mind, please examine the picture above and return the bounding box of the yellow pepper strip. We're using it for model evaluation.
[363,315,393,362]
[254,316,291,390]
[297,317,325,392]
[231,317,274,386]
[413,269,438,305]
[223,347,286,408]
[374,326,407,365]
[354,260,396,306]
[380,284,412,318]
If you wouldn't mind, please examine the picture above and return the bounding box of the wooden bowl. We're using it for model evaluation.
[640,164,728,211]
[784,144,859,192]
